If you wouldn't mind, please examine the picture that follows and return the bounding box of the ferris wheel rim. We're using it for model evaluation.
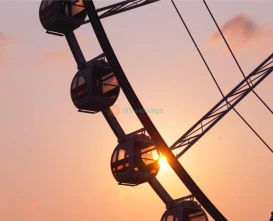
[81,1,227,220]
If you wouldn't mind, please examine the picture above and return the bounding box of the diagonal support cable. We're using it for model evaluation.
[203,0,273,114]
[171,54,273,157]
[171,0,225,97]
[171,0,272,155]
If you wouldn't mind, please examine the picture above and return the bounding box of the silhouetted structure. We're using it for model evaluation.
[40,1,273,220]
[71,57,120,113]
[111,130,160,185]
[39,0,86,34]
[161,196,208,221]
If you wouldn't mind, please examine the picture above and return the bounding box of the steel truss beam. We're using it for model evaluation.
[171,53,273,159]
[80,0,159,23]
[96,0,160,19]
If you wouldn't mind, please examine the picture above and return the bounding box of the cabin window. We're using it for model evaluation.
[58,0,85,17]
[71,75,88,101]
[183,208,207,221]
[141,144,158,165]
[92,67,119,98]
[112,148,130,174]
[161,208,179,221]
[131,141,159,173]
[40,0,55,22]
[118,149,126,161]
[101,72,118,98]
[112,150,118,163]
[162,214,179,221]
[71,0,85,17]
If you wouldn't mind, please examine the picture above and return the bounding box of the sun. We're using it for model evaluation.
[159,156,168,168]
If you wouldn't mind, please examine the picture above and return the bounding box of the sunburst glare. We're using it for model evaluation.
[159,156,168,168]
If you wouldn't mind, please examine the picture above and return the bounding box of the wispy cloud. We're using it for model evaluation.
[0,32,17,66]
[0,32,14,49]
[206,13,273,52]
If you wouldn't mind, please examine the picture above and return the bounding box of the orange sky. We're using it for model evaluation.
[0,1,273,221]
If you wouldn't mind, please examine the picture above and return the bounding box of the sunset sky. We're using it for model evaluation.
[0,0,273,220]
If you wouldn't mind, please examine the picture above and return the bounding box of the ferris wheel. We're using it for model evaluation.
[39,1,273,220]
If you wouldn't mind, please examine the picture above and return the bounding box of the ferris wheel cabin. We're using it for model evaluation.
[161,198,208,221]
[71,57,120,113]
[111,132,160,186]
[39,0,86,34]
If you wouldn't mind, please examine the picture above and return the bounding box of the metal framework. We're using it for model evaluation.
[42,1,272,220]
[82,1,227,220]
[170,0,272,155]
[65,29,174,209]
[171,54,273,158]
[80,0,159,23]
[203,0,273,115]
[96,0,159,19]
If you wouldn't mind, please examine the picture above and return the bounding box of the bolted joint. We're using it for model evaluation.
[77,63,87,70]
[166,202,175,210]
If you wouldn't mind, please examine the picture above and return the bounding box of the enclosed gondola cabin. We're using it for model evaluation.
[161,200,208,221]
[71,57,120,113]
[39,0,87,34]
[111,132,160,186]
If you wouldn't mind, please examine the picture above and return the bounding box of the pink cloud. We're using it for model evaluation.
[206,13,273,52]
[0,32,14,48]
[0,32,17,67]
